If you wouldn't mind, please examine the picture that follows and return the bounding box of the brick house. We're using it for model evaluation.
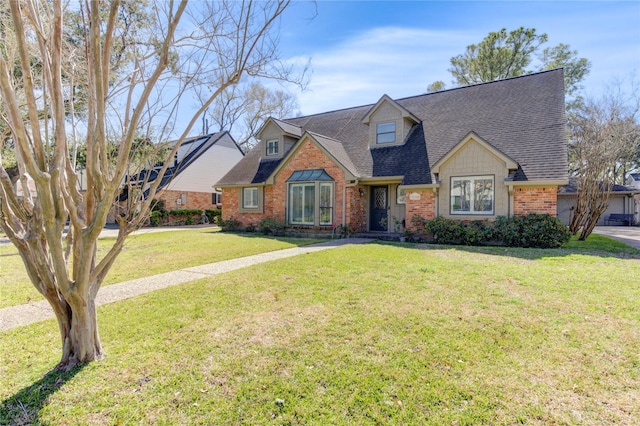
[116,132,243,219]
[215,70,568,235]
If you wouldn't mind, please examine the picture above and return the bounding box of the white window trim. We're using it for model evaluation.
[376,121,396,144]
[266,139,279,156]
[450,175,495,215]
[242,187,259,209]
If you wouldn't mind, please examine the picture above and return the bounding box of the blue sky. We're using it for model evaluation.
[272,1,640,116]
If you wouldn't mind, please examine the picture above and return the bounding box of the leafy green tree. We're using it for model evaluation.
[539,43,591,109]
[426,80,446,93]
[450,27,548,85]
[429,27,591,108]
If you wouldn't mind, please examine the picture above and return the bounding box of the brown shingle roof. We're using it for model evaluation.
[216,69,567,186]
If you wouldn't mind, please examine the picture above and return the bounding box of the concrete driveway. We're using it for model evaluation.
[593,226,640,250]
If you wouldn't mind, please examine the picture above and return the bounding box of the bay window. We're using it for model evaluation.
[287,169,334,226]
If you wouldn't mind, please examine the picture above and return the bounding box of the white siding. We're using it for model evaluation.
[166,135,243,193]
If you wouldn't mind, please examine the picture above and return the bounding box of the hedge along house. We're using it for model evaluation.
[215,69,568,235]
[114,132,244,221]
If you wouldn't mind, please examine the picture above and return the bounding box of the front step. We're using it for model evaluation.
[352,232,404,241]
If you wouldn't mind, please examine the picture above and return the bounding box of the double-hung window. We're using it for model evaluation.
[376,121,396,144]
[287,169,334,226]
[266,139,279,156]
[243,187,259,209]
[319,183,333,225]
[451,176,494,214]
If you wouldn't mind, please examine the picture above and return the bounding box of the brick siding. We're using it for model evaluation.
[513,186,558,216]
[156,189,221,211]
[223,138,350,231]
[405,190,436,231]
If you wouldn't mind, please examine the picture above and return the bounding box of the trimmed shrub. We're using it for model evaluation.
[493,214,571,248]
[205,209,222,224]
[411,214,570,249]
[150,210,168,227]
[258,217,285,236]
[425,216,464,244]
[219,217,241,231]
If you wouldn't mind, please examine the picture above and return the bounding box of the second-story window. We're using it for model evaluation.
[266,139,279,156]
[376,122,396,144]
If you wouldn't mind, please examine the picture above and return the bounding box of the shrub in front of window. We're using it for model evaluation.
[411,214,570,248]
[219,217,241,232]
[258,217,285,236]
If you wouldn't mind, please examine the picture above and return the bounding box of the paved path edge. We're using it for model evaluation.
[0,238,371,332]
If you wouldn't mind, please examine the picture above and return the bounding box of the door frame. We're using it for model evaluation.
[369,185,389,231]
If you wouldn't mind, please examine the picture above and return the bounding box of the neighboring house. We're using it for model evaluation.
[626,173,640,224]
[116,132,243,219]
[557,177,639,226]
[215,69,568,235]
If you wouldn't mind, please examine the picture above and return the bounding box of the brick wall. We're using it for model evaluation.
[222,138,349,230]
[220,188,272,227]
[405,189,436,231]
[221,189,239,221]
[513,186,558,216]
[346,185,367,232]
[156,189,220,211]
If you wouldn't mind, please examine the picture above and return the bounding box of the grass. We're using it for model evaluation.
[1,234,639,424]
[0,228,323,309]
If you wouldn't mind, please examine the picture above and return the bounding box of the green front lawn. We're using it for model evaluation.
[1,237,639,424]
[0,228,323,309]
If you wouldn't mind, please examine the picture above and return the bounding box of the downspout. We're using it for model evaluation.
[508,184,514,217]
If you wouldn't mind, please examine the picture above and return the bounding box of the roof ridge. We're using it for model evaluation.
[283,68,564,122]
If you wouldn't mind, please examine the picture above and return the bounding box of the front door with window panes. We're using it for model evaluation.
[370,186,388,231]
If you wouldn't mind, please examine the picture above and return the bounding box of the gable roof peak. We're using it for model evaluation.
[361,94,420,125]
[256,117,303,139]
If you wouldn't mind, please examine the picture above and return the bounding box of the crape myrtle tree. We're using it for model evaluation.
[0,0,300,370]
[568,84,640,239]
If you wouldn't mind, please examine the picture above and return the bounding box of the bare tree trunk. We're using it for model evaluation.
[579,198,608,241]
[62,296,103,369]
[46,290,103,370]
[1,0,299,368]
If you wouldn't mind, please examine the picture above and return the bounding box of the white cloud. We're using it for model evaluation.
[286,27,472,115]
[282,5,640,116]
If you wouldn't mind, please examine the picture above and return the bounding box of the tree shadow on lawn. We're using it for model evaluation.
[379,239,640,261]
[0,364,85,425]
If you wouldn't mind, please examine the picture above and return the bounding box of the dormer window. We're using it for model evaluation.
[376,122,396,144]
[266,139,279,156]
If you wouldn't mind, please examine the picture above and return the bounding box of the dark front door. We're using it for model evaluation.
[370,186,388,231]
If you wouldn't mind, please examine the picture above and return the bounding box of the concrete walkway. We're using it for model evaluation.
[0,238,370,332]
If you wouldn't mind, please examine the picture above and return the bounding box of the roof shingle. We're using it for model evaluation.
[216,69,567,186]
